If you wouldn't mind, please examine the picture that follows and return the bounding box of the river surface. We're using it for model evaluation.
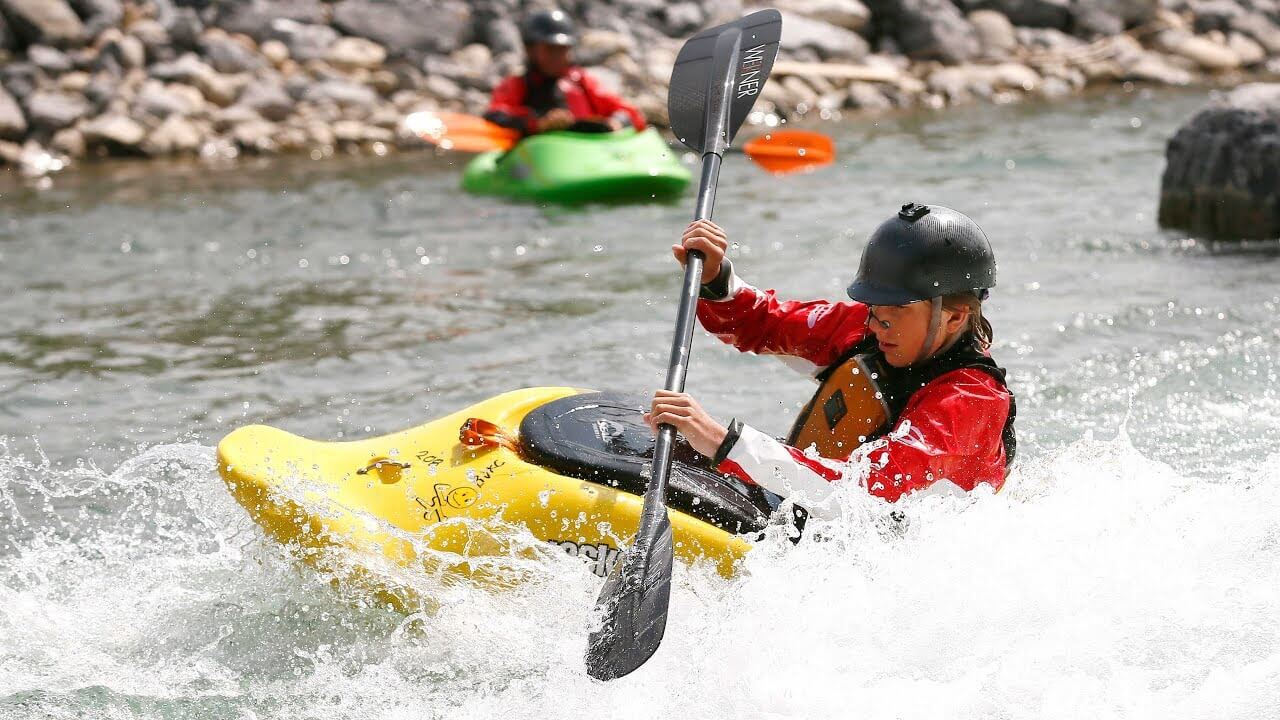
[2,88,1278,719]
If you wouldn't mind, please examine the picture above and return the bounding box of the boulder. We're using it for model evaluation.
[968,0,1071,29]
[0,86,25,138]
[81,112,146,151]
[162,7,202,51]
[260,39,288,66]
[1151,28,1242,70]
[141,113,203,154]
[82,70,117,109]
[215,0,326,43]
[0,0,85,47]
[658,3,705,36]
[1158,83,1280,240]
[0,12,13,52]
[326,36,386,70]
[267,19,337,63]
[127,20,169,63]
[302,78,378,109]
[67,0,121,38]
[331,0,472,58]
[50,126,84,157]
[769,0,870,32]
[968,10,1018,58]
[132,81,198,120]
[866,0,981,63]
[24,90,90,130]
[780,11,870,61]
[199,32,265,74]
[101,31,145,70]
[236,77,294,121]
[0,62,43,99]
[1226,31,1267,65]
[1231,12,1280,53]
[575,30,634,67]
[27,44,74,74]
[481,14,522,57]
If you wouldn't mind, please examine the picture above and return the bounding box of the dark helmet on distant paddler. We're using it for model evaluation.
[521,8,578,47]
[847,203,997,306]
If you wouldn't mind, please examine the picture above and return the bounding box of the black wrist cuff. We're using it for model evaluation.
[699,259,734,300]
[711,418,743,466]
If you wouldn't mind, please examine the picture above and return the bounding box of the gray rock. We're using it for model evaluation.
[1015,26,1090,52]
[127,20,170,63]
[199,34,265,74]
[267,18,337,62]
[142,113,203,155]
[575,29,634,66]
[236,78,294,121]
[24,90,89,130]
[780,11,870,61]
[846,80,893,110]
[1070,0,1125,37]
[82,71,117,109]
[1190,0,1243,33]
[772,0,871,32]
[482,15,522,57]
[968,10,1018,58]
[302,78,378,108]
[50,126,84,157]
[133,81,197,120]
[867,0,981,63]
[967,0,1071,29]
[1231,11,1280,52]
[102,32,145,69]
[27,44,74,73]
[149,53,214,85]
[326,36,386,70]
[1159,83,1280,240]
[0,12,13,51]
[163,7,203,51]
[1226,31,1267,65]
[68,0,121,37]
[331,0,472,58]
[659,3,705,37]
[0,0,85,47]
[215,0,326,42]
[81,112,146,152]
[1,62,44,99]
[0,86,25,139]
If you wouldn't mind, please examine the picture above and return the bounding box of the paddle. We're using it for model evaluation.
[403,112,833,176]
[583,9,782,682]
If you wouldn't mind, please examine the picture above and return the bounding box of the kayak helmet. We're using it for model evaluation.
[521,9,578,47]
[847,203,997,306]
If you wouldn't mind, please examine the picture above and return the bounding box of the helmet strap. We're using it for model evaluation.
[914,296,944,365]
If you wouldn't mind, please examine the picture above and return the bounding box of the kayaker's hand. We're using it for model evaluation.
[674,220,728,284]
[644,390,728,459]
[535,109,575,133]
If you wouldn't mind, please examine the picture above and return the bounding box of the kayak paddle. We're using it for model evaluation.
[404,112,832,176]
[744,129,836,174]
[402,110,521,152]
[584,9,782,681]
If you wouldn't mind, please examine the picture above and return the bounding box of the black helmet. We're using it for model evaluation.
[521,9,577,47]
[846,203,996,306]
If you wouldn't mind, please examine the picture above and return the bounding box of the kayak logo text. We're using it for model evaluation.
[548,539,620,578]
[736,45,767,99]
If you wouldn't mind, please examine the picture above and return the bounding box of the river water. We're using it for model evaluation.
[2,88,1278,718]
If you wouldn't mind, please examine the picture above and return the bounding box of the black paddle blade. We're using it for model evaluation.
[668,9,782,155]
[584,505,674,680]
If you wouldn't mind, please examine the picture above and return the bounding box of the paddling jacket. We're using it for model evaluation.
[697,267,1015,517]
[485,67,647,135]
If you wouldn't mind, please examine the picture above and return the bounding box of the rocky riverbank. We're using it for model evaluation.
[0,0,1278,175]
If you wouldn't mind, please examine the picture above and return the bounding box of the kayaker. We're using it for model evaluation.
[644,203,1017,516]
[484,9,648,136]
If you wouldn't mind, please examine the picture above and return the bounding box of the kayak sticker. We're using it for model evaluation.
[548,539,620,578]
[414,482,480,523]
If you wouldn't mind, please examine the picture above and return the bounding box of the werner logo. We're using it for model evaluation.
[549,539,621,578]
[736,44,768,98]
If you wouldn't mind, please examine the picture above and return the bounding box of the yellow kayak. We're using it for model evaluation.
[216,388,779,603]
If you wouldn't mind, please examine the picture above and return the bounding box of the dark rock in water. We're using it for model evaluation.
[68,0,123,38]
[23,90,90,131]
[0,0,85,47]
[215,0,326,43]
[331,0,472,58]
[27,44,74,74]
[780,11,870,61]
[1159,84,1280,240]
[0,85,26,139]
[868,0,980,63]
[967,0,1071,30]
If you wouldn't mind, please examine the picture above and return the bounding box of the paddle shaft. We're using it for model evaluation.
[647,153,722,507]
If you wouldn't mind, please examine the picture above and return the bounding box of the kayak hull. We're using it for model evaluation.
[461,129,691,204]
[217,388,751,603]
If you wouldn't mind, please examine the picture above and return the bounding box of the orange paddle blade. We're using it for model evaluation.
[402,111,521,153]
[743,129,836,175]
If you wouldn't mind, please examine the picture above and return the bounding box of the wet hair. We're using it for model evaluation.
[942,291,993,349]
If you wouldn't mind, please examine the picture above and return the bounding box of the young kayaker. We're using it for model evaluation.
[484,9,648,136]
[644,203,1017,518]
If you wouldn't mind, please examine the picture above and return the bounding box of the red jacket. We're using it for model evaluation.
[697,274,1012,515]
[485,68,647,135]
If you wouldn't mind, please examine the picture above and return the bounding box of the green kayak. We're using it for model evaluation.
[462,128,692,204]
